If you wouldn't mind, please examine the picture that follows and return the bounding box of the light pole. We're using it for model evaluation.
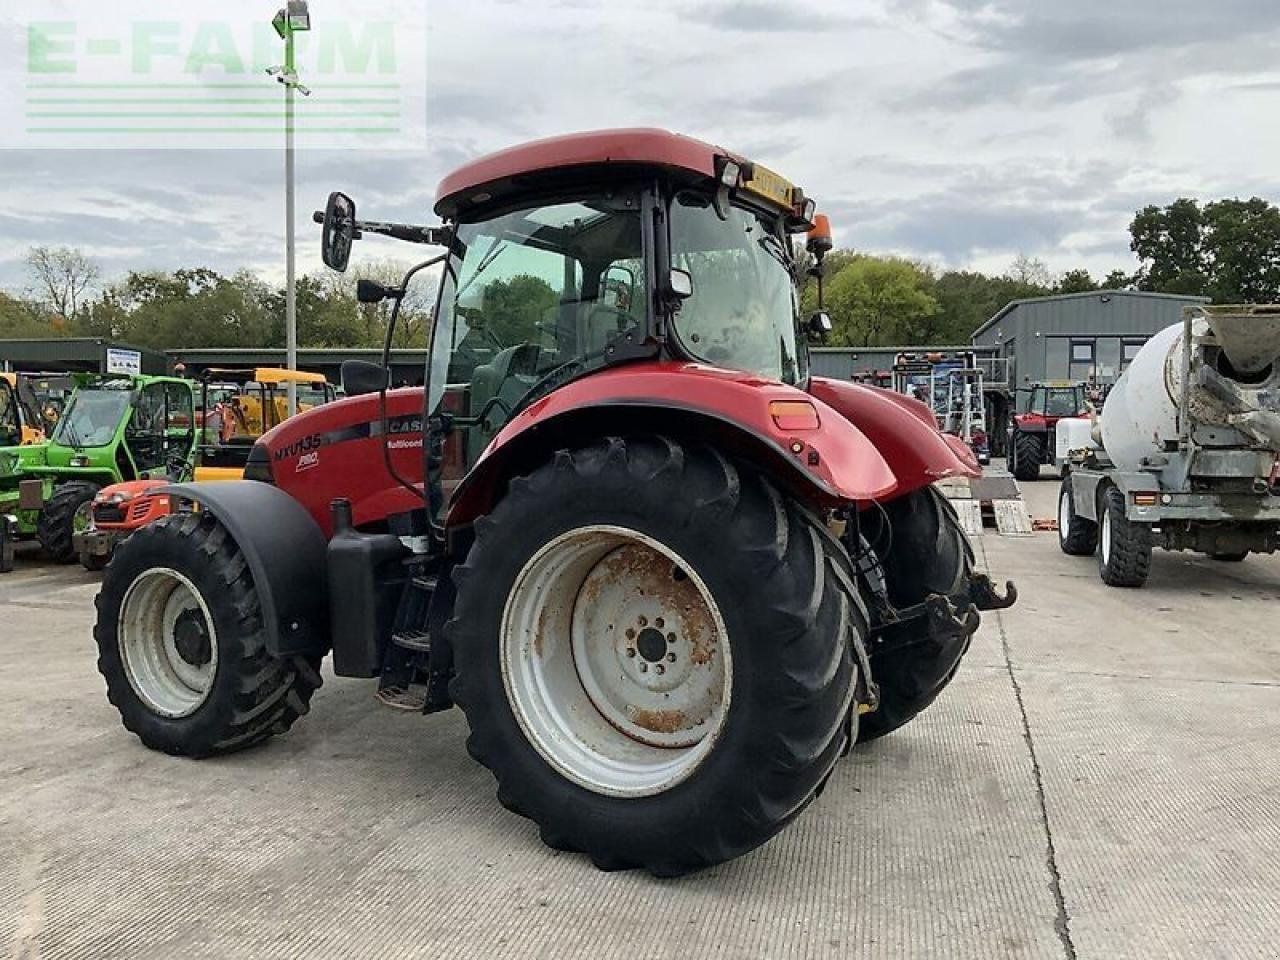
[270,1,312,416]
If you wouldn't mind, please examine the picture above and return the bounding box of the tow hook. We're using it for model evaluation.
[969,573,1017,612]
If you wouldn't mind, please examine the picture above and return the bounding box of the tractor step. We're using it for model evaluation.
[374,685,430,712]
[392,629,432,653]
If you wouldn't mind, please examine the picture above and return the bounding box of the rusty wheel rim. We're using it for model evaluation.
[500,525,731,798]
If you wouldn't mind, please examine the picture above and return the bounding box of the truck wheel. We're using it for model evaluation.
[38,481,99,564]
[1058,475,1098,556]
[94,512,323,757]
[1097,486,1152,588]
[1211,551,1248,562]
[1011,431,1043,482]
[448,437,863,876]
[853,487,975,742]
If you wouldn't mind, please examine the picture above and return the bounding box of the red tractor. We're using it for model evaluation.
[93,129,1014,876]
[1008,380,1089,481]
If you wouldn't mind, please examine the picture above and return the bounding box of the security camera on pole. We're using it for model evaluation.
[268,1,312,417]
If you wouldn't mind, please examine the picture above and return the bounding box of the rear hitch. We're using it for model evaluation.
[969,574,1017,612]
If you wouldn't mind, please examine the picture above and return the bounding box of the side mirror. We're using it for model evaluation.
[319,192,357,272]
[340,359,390,397]
[357,279,399,304]
[807,312,833,343]
[666,268,693,300]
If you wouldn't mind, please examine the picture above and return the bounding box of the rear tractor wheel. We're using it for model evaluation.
[449,437,867,876]
[1011,430,1043,482]
[94,512,323,757]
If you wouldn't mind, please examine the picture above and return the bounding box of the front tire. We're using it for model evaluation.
[1058,475,1098,556]
[1097,486,1152,588]
[94,512,323,757]
[1211,551,1248,562]
[853,487,975,742]
[448,437,864,876]
[38,481,99,564]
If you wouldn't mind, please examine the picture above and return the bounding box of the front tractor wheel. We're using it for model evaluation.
[449,438,865,876]
[94,513,323,757]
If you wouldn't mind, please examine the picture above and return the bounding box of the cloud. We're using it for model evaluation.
[685,1,872,33]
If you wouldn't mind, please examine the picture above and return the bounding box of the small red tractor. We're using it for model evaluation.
[1008,380,1089,481]
[93,129,1014,875]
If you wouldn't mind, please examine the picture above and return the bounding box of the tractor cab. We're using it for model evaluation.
[1009,380,1089,481]
[0,376,22,449]
[1024,381,1088,421]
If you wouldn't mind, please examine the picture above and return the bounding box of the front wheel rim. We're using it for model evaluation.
[501,525,732,798]
[118,567,218,718]
[1059,488,1072,541]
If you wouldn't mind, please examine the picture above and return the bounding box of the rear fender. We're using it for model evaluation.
[807,377,980,500]
[447,362,898,527]
[161,481,330,659]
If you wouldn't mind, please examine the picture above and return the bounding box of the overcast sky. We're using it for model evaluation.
[1,0,1278,296]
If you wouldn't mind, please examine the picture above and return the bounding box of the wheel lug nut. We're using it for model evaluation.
[655,617,665,629]
[638,615,648,627]
[666,632,676,643]
[626,648,636,658]
[655,664,665,675]
[666,652,676,663]
[625,628,636,640]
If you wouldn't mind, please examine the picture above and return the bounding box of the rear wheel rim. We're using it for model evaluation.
[501,525,732,798]
[1058,488,1072,542]
[73,500,93,535]
[118,567,218,718]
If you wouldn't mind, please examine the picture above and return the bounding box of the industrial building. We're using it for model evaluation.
[0,338,167,376]
[971,290,1209,409]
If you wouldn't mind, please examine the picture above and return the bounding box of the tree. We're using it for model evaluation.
[1006,254,1052,289]
[1100,270,1132,290]
[1129,198,1208,295]
[825,257,938,347]
[1056,269,1098,294]
[1202,197,1280,303]
[25,246,100,329]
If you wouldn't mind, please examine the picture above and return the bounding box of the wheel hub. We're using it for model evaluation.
[118,567,218,718]
[172,608,211,667]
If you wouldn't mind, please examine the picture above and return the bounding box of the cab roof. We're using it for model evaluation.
[202,367,328,386]
[435,128,737,219]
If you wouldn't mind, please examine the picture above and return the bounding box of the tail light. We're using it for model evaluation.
[243,442,274,484]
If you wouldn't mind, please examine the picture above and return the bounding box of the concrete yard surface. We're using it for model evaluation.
[1,476,1277,959]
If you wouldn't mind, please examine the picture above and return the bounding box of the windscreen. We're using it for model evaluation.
[668,192,805,385]
[53,389,131,448]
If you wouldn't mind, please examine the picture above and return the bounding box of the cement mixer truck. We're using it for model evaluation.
[1057,305,1280,587]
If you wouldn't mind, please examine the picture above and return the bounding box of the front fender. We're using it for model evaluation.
[162,481,330,658]
[448,362,898,527]
[808,377,980,498]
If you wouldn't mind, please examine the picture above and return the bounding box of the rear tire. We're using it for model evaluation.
[448,437,864,876]
[1011,431,1043,482]
[1058,475,1098,556]
[853,487,975,742]
[1097,486,1152,588]
[1211,551,1248,562]
[38,481,99,564]
[94,512,323,757]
